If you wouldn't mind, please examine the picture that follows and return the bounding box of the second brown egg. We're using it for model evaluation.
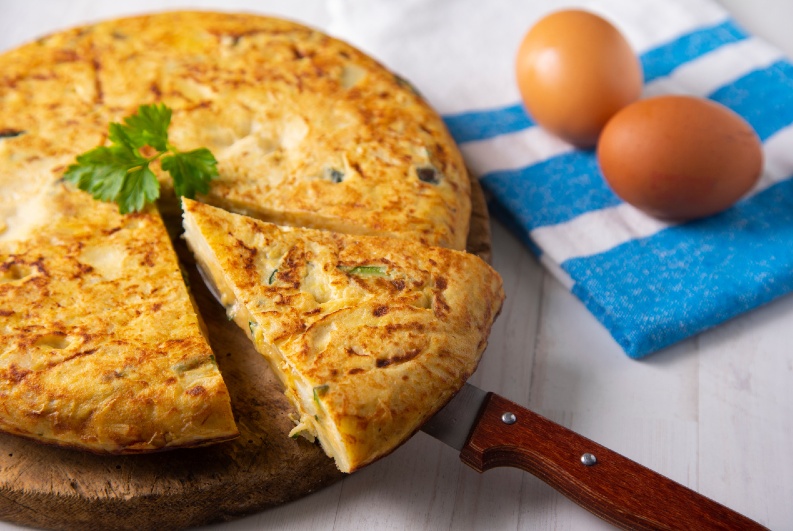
[597,95,763,221]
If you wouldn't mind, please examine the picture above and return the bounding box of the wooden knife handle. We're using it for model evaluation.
[460,393,767,530]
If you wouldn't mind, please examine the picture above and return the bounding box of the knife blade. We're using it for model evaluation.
[421,381,487,451]
[423,382,767,531]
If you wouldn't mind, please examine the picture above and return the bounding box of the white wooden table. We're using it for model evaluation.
[2,1,792,529]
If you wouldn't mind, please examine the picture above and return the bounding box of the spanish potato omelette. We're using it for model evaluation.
[0,11,487,459]
[182,199,504,472]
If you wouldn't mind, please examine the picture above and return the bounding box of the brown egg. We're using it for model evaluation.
[597,95,763,221]
[515,10,643,148]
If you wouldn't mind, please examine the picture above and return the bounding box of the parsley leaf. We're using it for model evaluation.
[121,166,160,214]
[64,104,218,214]
[161,148,218,198]
[115,103,171,151]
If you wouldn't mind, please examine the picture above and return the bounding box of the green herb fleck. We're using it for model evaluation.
[268,269,278,284]
[323,167,344,183]
[313,384,329,406]
[63,103,219,214]
[179,264,191,287]
[248,320,258,336]
[172,356,205,373]
[338,265,387,276]
[416,165,442,185]
[0,129,24,139]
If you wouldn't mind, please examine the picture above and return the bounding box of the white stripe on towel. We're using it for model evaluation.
[530,123,793,264]
[643,37,784,98]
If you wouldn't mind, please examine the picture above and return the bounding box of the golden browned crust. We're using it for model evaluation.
[0,186,238,452]
[182,199,504,472]
[0,11,470,249]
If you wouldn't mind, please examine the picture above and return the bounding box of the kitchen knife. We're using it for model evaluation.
[422,382,767,530]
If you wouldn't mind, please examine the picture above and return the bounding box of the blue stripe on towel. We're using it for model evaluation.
[444,18,746,145]
[481,59,793,230]
[710,60,793,141]
[443,104,534,144]
[481,151,620,230]
[562,177,793,358]
[641,19,747,83]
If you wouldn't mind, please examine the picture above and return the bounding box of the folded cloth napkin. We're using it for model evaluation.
[327,0,793,358]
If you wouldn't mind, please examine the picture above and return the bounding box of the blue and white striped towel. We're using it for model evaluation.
[328,0,793,358]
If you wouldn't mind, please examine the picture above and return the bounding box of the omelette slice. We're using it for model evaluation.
[182,199,504,472]
[0,183,238,453]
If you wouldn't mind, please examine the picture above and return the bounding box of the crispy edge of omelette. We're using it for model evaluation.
[0,184,238,453]
[182,198,504,472]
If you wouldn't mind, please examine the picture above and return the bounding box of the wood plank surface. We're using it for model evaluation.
[1,1,793,531]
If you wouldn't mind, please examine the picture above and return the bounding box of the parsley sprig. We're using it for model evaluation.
[64,104,218,214]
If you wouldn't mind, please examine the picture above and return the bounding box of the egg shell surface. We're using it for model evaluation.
[515,9,643,148]
[597,95,763,221]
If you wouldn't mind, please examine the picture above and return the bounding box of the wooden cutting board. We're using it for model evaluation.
[0,178,491,531]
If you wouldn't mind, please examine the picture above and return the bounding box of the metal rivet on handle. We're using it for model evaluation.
[501,412,517,425]
[581,453,597,466]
